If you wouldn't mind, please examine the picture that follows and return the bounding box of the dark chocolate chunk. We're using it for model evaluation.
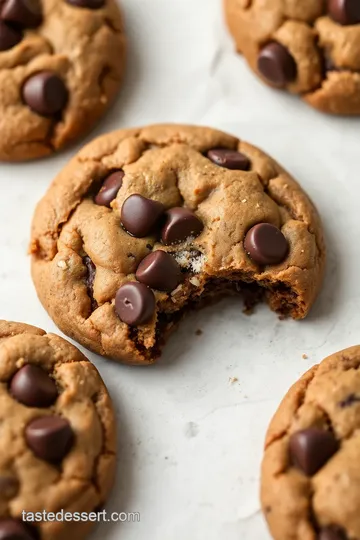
[10,364,57,408]
[1,0,42,28]
[22,72,68,116]
[161,207,203,245]
[244,223,288,265]
[136,251,182,292]
[66,0,105,8]
[94,171,124,207]
[83,255,97,311]
[289,428,339,476]
[328,0,360,25]
[339,393,360,408]
[115,282,155,326]
[257,42,297,87]
[207,148,250,170]
[0,21,22,51]
[0,476,19,498]
[121,194,165,238]
[25,416,74,463]
[318,525,348,540]
[0,520,36,540]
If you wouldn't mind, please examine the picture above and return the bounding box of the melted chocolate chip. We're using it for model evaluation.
[244,223,288,265]
[115,282,155,326]
[121,194,165,238]
[22,72,68,116]
[339,393,360,408]
[136,251,182,292]
[25,416,74,463]
[328,0,360,25]
[318,525,348,540]
[289,428,339,476]
[83,256,97,311]
[0,20,22,51]
[95,171,124,207]
[10,365,58,408]
[207,148,251,170]
[161,207,203,245]
[1,0,42,28]
[257,42,297,87]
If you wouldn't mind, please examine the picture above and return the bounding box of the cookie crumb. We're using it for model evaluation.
[189,277,201,287]
[302,353,308,359]
[229,376,238,385]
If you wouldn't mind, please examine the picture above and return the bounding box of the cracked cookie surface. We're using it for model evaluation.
[261,346,360,540]
[0,320,116,540]
[0,0,125,161]
[224,0,360,115]
[30,124,325,365]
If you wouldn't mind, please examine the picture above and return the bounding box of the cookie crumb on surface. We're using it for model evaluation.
[229,376,238,385]
[302,353,308,359]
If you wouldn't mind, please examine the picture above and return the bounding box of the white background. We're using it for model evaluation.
[0,0,359,538]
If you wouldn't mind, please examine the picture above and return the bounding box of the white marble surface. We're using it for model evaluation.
[0,0,359,538]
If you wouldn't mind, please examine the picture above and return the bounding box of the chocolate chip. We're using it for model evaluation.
[339,393,360,408]
[95,171,124,207]
[1,0,42,28]
[257,42,297,87]
[66,0,105,8]
[0,20,22,51]
[161,207,204,245]
[0,520,35,540]
[121,194,165,238]
[136,251,182,292]
[0,476,19,498]
[10,365,57,408]
[25,416,74,463]
[83,255,97,311]
[244,223,288,265]
[207,148,250,170]
[289,428,339,476]
[22,72,68,116]
[328,0,360,25]
[319,526,348,540]
[115,282,155,326]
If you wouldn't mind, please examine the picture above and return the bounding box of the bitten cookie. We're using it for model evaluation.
[30,124,325,365]
[224,0,360,115]
[261,346,360,540]
[0,0,125,161]
[0,320,116,540]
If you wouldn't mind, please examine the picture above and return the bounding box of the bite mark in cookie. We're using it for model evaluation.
[30,124,325,365]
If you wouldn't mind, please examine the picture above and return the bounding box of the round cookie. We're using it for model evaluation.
[224,0,360,115]
[261,346,360,540]
[0,320,116,540]
[30,124,325,365]
[0,0,125,161]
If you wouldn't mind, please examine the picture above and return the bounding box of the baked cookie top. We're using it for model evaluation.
[0,320,116,540]
[30,124,325,365]
[224,0,360,115]
[0,0,125,161]
[261,346,360,540]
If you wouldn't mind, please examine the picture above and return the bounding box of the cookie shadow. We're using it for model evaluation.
[89,389,136,540]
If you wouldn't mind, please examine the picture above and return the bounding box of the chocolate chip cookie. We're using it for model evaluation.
[0,320,116,540]
[261,346,360,540]
[224,0,360,115]
[30,124,325,365]
[0,0,125,161]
